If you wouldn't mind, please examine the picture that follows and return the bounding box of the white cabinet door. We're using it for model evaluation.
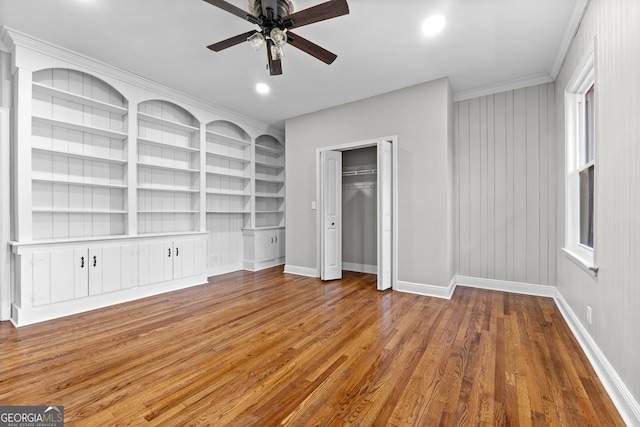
[88,248,103,296]
[145,241,173,285]
[121,244,138,289]
[275,229,285,259]
[101,246,122,294]
[255,231,270,263]
[73,249,89,299]
[50,249,75,303]
[31,252,52,307]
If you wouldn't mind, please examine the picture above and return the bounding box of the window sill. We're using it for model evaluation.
[562,247,599,276]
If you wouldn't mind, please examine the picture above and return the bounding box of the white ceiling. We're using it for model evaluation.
[0,0,582,129]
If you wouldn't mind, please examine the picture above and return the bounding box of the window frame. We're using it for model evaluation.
[564,46,597,272]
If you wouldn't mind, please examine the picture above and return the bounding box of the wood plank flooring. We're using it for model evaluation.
[0,268,624,426]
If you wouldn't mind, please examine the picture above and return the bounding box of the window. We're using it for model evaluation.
[564,47,597,271]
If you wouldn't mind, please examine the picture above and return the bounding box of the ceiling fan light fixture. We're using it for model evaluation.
[270,43,284,60]
[247,32,265,50]
[270,27,287,47]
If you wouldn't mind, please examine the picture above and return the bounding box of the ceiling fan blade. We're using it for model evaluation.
[207,30,258,52]
[202,0,258,23]
[261,0,278,18]
[267,41,283,75]
[283,0,349,29]
[287,32,337,64]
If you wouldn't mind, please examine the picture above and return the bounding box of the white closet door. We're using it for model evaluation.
[377,140,393,290]
[322,150,342,281]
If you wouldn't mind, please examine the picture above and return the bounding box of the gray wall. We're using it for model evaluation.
[554,0,640,403]
[455,83,556,285]
[285,78,455,287]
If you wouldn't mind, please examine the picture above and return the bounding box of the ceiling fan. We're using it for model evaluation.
[203,0,349,75]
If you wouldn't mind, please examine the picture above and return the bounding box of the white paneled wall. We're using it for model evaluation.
[554,0,640,412]
[455,83,556,285]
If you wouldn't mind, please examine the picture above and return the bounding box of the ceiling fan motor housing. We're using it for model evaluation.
[249,0,294,20]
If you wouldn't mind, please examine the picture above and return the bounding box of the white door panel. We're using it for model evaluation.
[378,140,393,290]
[322,150,342,280]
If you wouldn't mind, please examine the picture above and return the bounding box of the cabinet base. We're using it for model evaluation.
[10,273,208,327]
[243,257,285,272]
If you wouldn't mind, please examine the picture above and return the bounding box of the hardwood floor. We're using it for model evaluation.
[0,268,623,426]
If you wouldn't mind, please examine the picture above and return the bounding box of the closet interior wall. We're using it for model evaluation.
[342,147,377,274]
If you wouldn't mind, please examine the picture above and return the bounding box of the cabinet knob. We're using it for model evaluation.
[93,256,97,267]
[176,247,179,257]
[80,256,85,268]
[168,248,172,257]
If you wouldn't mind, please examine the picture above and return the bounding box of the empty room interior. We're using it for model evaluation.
[0,0,639,425]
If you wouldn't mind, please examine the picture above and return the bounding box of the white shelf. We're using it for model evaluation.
[206,170,249,180]
[206,130,251,147]
[32,178,127,189]
[137,186,199,193]
[32,82,128,115]
[256,177,285,184]
[137,137,199,153]
[256,210,285,214]
[137,162,199,174]
[255,193,285,199]
[138,210,200,214]
[255,160,284,170]
[206,151,250,163]
[138,112,199,133]
[207,190,250,196]
[255,144,284,155]
[32,146,127,165]
[33,208,127,214]
[32,115,128,140]
[206,210,250,214]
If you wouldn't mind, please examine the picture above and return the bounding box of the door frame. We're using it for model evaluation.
[316,136,398,289]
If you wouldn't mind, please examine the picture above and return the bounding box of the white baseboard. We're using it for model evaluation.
[205,263,243,278]
[554,291,640,426]
[283,264,319,278]
[395,277,456,299]
[342,262,377,274]
[455,275,557,298]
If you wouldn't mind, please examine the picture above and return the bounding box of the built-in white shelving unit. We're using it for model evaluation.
[137,100,201,234]
[30,69,129,240]
[254,135,285,228]
[6,30,284,325]
[205,121,251,270]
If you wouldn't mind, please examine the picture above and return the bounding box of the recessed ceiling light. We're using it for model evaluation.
[256,83,270,94]
[422,14,446,36]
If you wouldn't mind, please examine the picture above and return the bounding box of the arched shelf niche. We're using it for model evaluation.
[254,134,285,228]
[30,68,129,240]
[136,100,201,234]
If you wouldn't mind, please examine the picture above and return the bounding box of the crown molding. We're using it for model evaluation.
[453,73,553,102]
[0,26,284,137]
[549,0,591,80]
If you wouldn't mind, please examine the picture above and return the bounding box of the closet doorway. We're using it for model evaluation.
[316,137,397,290]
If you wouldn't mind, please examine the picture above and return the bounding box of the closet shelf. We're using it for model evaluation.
[255,193,285,199]
[342,169,377,176]
[33,115,128,140]
[255,177,285,184]
[137,137,199,153]
[32,146,127,165]
[32,178,127,189]
[137,112,199,133]
[206,130,251,147]
[32,82,129,115]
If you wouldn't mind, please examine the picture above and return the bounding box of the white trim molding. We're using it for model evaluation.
[283,264,319,278]
[549,0,591,79]
[454,73,553,102]
[395,277,456,300]
[342,262,377,275]
[554,291,640,426]
[455,275,557,298]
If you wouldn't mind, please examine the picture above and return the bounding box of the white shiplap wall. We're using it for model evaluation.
[455,83,556,286]
[554,0,640,413]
